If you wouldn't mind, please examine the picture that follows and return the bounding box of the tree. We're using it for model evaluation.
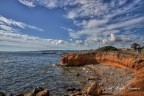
[130,43,140,50]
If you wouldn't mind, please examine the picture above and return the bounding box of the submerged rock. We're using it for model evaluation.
[16,93,24,96]
[33,87,45,94]
[66,88,76,92]
[0,91,5,96]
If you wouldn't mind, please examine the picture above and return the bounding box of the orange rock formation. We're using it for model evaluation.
[61,51,144,96]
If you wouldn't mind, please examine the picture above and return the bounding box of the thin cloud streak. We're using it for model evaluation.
[0,15,44,32]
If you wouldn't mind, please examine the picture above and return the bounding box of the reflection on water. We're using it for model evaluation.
[0,52,87,96]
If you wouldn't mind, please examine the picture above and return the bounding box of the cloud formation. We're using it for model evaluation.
[0,16,62,50]
[0,15,87,51]
[0,15,44,32]
[17,0,144,49]
[18,0,36,7]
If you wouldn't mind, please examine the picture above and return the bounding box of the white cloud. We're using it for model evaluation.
[0,15,44,32]
[0,30,70,48]
[0,25,17,32]
[0,15,77,50]
[18,0,36,7]
[69,15,144,47]
[0,30,88,50]
[15,0,144,49]
[66,11,77,19]
[38,0,58,8]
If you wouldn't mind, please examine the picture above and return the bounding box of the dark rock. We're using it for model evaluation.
[75,73,80,76]
[0,91,5,96]
[75,88,81,91]
[29,93,36,96]
[9,93,13,96]
[16,93,24,96]
[87,77,96,81]
[33,87,44,94]
[36,89,49,96]
[67,88,76,92]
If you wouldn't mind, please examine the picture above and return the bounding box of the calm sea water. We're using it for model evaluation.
[0,51,87,96]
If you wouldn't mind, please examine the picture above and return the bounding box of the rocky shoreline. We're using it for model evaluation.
[61,51,144,96]
[66,64,135,96]
[0,63,135,96]
[0,87,49,96]
[85,64,135,94]
[1,50,144,96]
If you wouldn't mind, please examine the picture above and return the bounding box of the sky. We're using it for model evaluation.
[0,0,144,51]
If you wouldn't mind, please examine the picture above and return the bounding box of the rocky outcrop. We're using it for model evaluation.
[16,87,49,96]
[60,51,144,96]
[36,89,49,96]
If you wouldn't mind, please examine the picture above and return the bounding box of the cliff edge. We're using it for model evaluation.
[60,51,144,96]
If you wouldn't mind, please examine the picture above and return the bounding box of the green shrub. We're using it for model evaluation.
[130,43,140,50]
[96,46,119,51]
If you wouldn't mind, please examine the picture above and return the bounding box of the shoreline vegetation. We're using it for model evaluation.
[60,46,144,96]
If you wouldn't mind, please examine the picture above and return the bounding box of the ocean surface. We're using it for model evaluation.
[0,51,87,96]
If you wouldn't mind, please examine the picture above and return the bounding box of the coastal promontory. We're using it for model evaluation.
[61,49,144,96]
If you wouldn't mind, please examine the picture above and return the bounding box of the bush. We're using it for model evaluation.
[130,43,140,50]
[96,46,119,51]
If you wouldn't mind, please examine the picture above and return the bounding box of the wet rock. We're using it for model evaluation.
[33,87,44,94]
[75,88,81,91]
[67,88,81,92]
[67,88,76,92]
[29,93,36,96]
[21,87,49,96]
[36,89,49,96]
[0,91,5,96]
[87,82,103,96]
[16,93,24,96]
[67,88,82,96]
[75,92,82,95]
[67,91,82,96]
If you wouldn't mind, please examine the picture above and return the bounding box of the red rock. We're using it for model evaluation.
[60,51,144,95]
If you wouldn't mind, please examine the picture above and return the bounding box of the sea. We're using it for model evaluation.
[0,51,87,96]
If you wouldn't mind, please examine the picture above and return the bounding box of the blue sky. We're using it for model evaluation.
[0,0,144,51]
